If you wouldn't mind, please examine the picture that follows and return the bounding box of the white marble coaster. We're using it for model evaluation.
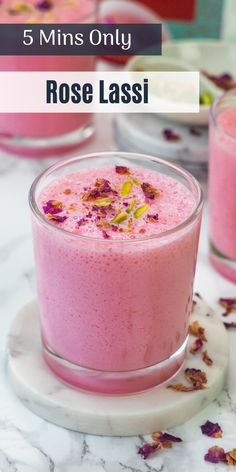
[7,296,228,437]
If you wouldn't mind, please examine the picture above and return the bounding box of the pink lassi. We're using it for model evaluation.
[0,0,96,155]
[30,153,202,393]
[209,93,236,282]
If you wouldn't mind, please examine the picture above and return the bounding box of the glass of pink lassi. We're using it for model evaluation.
[0,0,96,157]
[30,152,203,394]
[209,89,236,282]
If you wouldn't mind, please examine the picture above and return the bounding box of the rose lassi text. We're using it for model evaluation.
[46,79,149,105]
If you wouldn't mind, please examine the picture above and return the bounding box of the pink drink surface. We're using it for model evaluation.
[0,0,95,139]
[209,106,236,259]
[34,166,200,372]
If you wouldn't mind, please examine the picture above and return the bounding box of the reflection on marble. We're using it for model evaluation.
[1,114,236,470]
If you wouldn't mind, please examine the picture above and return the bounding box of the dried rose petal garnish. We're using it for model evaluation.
[190,338,203,355]
[224,322,236,329]
[152,432,182,443]
[189,127,202,137]
[202,350,213,366]
[163,128,181,141]
[185,368,207,387]
[48,214,67,223]
[141,182,160,200]
[226,449,236,466]
[147,214,159,222]
[43,200,63,215]
[219,297,236,316]
[204,446,227,464]
[138,431,182,459]
[167,383,204,392]
[201,421,223,438]
[115,166,130,175]
[35,0,53,10]
[138,442,161,459]
[189,320,207,342]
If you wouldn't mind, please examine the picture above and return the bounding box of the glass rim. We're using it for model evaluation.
[29,151,203,244]
[210,88,236,141]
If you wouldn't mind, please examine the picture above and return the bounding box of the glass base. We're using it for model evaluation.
[0,122,94,158]
[209,240,236,283]
[43,337,188,395]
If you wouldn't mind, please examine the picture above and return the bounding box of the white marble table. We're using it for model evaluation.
[1,115,236,472]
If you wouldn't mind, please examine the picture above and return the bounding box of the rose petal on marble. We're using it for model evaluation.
[102,230,110,239]
[162,128,181,141]
[189,320,207,342]
[204,446,227,464]
[202,350,213,366]
[226,449,236,466]
[167,383,205,392]
[185,368,207,387]
[138,442,161,459]
[189,127,202,137]
[219,297,236,314]
[152,432,183,443]
[200,421,223,438]
[190,338,203,355]
[224,322,236,329]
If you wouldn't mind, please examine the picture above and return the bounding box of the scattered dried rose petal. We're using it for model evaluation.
[35,0,53,10]
[185,368,207,387]
[190,338,203,354]
[224,322,236,329]
[189,320,207,342]
[219,297,236,316]
[48,214,67,223]
[115,166,130,175]
[226,449,236,466]
[201,421,223,438]
[163,128,181,141]
[43,200,63,215]
[189,127,202,137]
[141,182,160,200]
[147,214,159,222]
[152,432,182,443]
[167,383,204,392]
[204,446,227,464]
[138,442,161,459]
[63,188,72,195]
[202,350,213,366]
[77,218,86,227]
[102,230,110,239]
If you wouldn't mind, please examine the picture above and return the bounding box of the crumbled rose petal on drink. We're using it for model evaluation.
[39,166,196,240]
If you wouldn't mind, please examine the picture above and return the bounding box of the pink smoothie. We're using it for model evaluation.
[0,0,95,140]
[32,164,201,391]
[209,106,236,260]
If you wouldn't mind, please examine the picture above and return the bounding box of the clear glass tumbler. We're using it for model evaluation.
[0,0,97,157]
[209,89,236,283]
[29,152,203,394]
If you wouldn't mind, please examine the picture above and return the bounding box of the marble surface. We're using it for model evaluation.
[8,296,228,437]
[1,114,236,470]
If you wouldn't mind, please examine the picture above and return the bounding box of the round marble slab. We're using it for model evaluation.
[8,295,228,437]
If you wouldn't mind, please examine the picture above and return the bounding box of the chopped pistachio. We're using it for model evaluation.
[134,204,149,219]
